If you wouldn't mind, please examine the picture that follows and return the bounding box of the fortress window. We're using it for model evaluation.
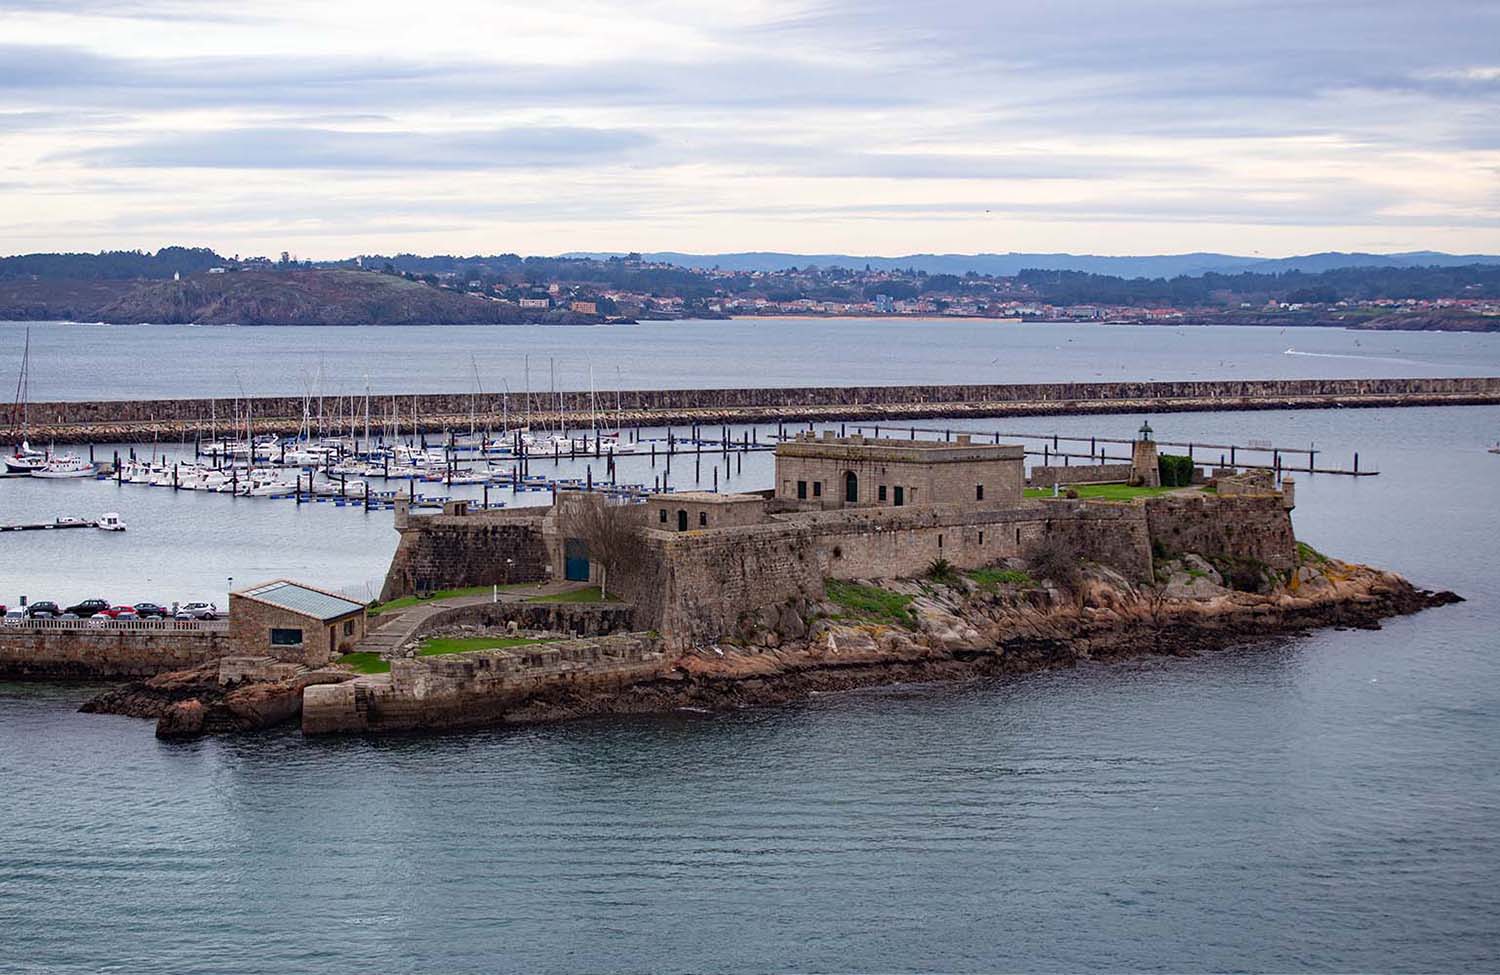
[976,484,985,501]
[1015,528,1021,544]
[878,485,887,501]
[343,620,355,637]
[894,486,905,506]
[659,509,667,524]
[845,471,858,503]
[979,531,984,546]
[797,480,807,500]
[813,481,822,498]
[699,512,707,527]
[270,628,303,646]
[938,534,944,549]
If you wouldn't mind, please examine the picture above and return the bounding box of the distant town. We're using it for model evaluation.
[1,246,1498,329]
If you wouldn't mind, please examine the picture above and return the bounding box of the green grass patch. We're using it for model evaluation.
[418,636,546,657]
[527,587,621,604]
[368,585,531,615]
[336,652,390,675]
[824,579,915,628]
[967,567,1035,588]
[1025,483,1186,501]
[1296,541,1330,565]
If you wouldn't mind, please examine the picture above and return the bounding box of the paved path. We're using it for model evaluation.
[356,583,584,656]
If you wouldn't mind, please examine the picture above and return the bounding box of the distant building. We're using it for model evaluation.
[874,294,895,314]
[570,301,598,316]
[518,298,551,309]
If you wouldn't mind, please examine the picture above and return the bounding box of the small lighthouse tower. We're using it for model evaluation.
[1131,420,1161,487]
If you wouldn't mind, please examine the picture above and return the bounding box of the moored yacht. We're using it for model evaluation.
[32,455,95,478]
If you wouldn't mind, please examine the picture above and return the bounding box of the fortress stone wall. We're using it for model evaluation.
[380,508,548,601]
[1027,463,1135,487]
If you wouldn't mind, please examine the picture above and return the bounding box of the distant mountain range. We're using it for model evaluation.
[562,250,1500,279]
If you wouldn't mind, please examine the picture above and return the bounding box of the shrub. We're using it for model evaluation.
[1025,534,1084,592]
[1158,453,1195,487]
[926,557,957,582]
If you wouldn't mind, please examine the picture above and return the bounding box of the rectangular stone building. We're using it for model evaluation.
[774,431,1024,510]
[229,580,367,665]
[650,491,768,532]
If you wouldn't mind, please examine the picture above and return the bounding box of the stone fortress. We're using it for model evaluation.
[380,426,1298,648]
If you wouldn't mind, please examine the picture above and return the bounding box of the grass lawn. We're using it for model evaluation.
[335,652,390,675]
[966,567,1034,588]
[527,587,621,604]
[824,579,915,628]
[369,584,531,615]
[1024,483,1193,501]
[418,636,546,656]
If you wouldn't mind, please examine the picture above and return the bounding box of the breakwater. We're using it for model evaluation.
[15,376,1500,443]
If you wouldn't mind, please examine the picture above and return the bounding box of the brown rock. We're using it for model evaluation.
[156,699,206,740]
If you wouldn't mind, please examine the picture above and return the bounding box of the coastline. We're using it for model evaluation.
[78,555,1460,738]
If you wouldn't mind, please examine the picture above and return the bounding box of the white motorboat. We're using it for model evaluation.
[4,442,47,474]
[96,512,126,531]
[31,456,94,478]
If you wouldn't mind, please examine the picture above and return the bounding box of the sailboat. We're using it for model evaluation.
[6,328,47,474]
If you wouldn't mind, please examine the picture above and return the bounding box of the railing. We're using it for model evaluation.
[5,617,230,633]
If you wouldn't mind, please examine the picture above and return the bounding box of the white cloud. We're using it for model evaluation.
[0,0,1496,257]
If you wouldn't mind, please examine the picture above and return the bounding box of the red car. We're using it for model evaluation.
[99,605,140,619]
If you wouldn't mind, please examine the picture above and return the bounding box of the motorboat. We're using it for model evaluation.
[96,512,126,532]
[31,455,95,478]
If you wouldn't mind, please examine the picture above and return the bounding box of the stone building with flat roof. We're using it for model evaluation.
[650,491,769,532]
[774,431,1025,510]
[229,580,367,665]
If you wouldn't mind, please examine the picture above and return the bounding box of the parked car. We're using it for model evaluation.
[181,602,220,620]
[172,611,196,622]
[26,601,60,618]
[133,602,168,619]
[113,609,139,621]
[98,605,137,619]
[58,612,80,620]
[65,599,111,618]
[3,610,25,627]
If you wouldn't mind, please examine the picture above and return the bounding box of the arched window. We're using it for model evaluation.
[844,470,858,504]
[677,509,688,531]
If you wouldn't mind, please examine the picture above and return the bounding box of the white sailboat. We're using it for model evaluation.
[6,328,48,473]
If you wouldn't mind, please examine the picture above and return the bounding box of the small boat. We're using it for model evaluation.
[31,456,95,478]
[1489,443,1500,455]
[4,442,47,474]
[96,512,126,532]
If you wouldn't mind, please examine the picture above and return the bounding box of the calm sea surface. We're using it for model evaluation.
[1,322,1498,972]
[3,318,1500,399]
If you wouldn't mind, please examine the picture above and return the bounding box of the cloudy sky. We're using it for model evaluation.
[1,0,1498,259]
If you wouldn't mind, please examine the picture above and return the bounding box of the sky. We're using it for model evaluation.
[1,0,1498,259]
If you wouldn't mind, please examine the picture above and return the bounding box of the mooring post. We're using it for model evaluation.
[1354,452,1359,474]
[713,467,718,492]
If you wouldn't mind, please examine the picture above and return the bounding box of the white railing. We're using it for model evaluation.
[5,617,230,633]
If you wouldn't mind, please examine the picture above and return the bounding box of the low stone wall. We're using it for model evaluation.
[1027,463,1134,487]
[408,600,635,643]
[303,633,665,734]
[0,629,232,679]
[380,510,548,601]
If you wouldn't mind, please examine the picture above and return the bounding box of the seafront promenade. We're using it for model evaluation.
[15,376,1500,443]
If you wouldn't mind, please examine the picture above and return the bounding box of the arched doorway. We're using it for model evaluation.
[844,470,858,504]
[677,509,688,531]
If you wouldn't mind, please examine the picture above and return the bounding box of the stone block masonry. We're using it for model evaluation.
[380,509,549,601]
[0,628,231,679]
[21,376,1500,443]
[1027,463,1135,487]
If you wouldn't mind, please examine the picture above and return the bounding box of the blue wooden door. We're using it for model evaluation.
[564,538,590,581]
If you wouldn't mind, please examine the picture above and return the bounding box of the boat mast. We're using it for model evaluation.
[11,326,30,444]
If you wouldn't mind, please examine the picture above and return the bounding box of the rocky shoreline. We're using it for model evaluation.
[81,554,1460,738]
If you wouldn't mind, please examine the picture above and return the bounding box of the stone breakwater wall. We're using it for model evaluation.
[19,376,1500,442]
[303,633,665,734]
[0,628,231,679]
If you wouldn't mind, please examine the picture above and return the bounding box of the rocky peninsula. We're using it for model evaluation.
[83,552,1459,738]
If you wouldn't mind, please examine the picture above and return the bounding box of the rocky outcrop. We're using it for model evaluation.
[305,554,1461,735]
[82,660,356,738]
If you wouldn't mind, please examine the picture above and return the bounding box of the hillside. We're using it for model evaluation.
[0,270,598,326]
